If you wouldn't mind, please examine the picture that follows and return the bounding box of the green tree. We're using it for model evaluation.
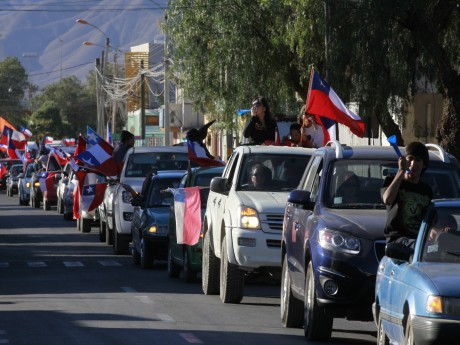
[31,76,97,137]
[28,101,63,138]
[0,57,28,125]
[165,0,460,158]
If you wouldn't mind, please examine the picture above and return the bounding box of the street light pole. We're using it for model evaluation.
[164,14,170,146]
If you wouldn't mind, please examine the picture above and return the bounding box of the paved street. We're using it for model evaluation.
[0,192,376,345]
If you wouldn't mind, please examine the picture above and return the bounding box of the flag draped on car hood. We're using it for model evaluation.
[306,67,365,138]
[169,186,202,245]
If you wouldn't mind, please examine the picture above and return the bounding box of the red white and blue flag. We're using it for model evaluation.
[50,146,71,166]
[7,134,22,160]
[62,138,76,146]
[11,130,27,150]
[38,171,56,194]
[168,186,202,245]
[306,67,365,138]
[187,139,225,167]
[45,136,54,144]
[74,127,117,178]
[75,170,107,213]
[20,126,32,139]
[106,122,112,145]
[0,126,13,147]
[0,163,7,179]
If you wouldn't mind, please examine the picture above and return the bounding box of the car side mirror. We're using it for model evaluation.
[287,189,315,210]
[131,195,145,208]
[210,177,227,193]
[384,242,413,262]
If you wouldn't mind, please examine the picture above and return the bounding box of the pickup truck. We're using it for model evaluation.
[202,145,314,303]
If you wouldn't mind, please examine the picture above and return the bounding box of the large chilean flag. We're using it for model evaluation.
[306,67,365,138]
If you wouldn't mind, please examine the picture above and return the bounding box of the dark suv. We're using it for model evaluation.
[280,141,460,341]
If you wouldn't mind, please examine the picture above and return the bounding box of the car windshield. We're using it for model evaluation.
[237,153,311,191]
[147,177,181,207]
[125,152,190,177]
[10,165,23,176]
[422,207,460,263]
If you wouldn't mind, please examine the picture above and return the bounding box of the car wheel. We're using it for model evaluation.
[183,250,197,283]
[281,254,303,328]
[43,198,51,211]
[57,197,63,214]
[113,230,129,255]
[106,225,114,245]
[140,238,153,269]
[63,212,73,221]
[76,217,82,232]
[167,244,180,278]
[33,195,40,209]
[404,315,414,345]
[131,242,140,265]
[99,219,106,242]
[304,261,333,341]
[81,217,91,233]
[219,235,244,304]
[377,310,390,345]
[202,231,220,295]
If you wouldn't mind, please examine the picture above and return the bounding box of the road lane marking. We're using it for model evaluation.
[157,313,174,322]
[179,333,203,343]
[135,296,153,304]
[99,260,122,266]
[63,261,84,267]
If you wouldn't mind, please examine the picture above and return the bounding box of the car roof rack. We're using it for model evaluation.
[325,140,344,158]
[425,143,450,163]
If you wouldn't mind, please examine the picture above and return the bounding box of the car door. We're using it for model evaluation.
[290,155,324,293]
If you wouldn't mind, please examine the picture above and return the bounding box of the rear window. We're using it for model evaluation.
[125,152,190,177]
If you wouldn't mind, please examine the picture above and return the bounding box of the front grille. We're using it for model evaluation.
[374,240,386,262]
[265,214,284,231]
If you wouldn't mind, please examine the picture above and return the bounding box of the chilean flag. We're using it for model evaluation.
[169,187,202,245]
[0,126,13,146]
[0,163,7,179]
[306,67,365,138]
[39,172,56,194]
[11,130,27,150]
[45,136,54,144]
[75,170,107,213]
[7,135,22,160]
[20,126,32,139]
[75,127,117,178]
[187,139,225,167]
[63,138,76,146]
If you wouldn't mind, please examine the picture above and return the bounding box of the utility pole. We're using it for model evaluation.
[96,58,103,135]
[141,59,146,146]
[111,48,117,136]
[164,13,170,146]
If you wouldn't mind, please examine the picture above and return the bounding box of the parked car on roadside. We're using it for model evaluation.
[281,141,460,341]
[131,170,185,268]
[374,199,460,345]
[18,162,36,206]
[202,145,314,304]
[168,166,225,282]
[101,145,193,255]
[0,158,22,191]
[6,164,24,197]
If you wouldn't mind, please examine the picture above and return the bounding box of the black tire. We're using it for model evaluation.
[99,220,106,242]
[167,245,181,278]
[140,238,153,269]
[43,198,51,211]
[33,195,40,209]
[63,212,73,221]
[377,310,390,345]
[183,250,197,283]
[202,231,220,295]
[76,217,82,232]
[404,315,414,345]
[304,261,333,341]
[132,243,140,265]
[113,230,129,255]
[81,217,91,233]
[281,254,304,328]
[219,235,245,304]
[106,225,114,245]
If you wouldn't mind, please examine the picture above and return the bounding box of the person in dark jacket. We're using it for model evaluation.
[112,130,135,178]
[242,96,277,145]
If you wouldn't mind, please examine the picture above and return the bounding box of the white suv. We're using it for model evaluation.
[106,146,190,254]
[202,145,314,303]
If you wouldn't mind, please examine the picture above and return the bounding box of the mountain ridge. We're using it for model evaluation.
[0,0,166,87]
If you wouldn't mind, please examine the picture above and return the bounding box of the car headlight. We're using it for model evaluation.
[34,181,40,187]
[426,295,443,314]
[238,206,260,229]
[122,190,133,203]
[427,295,460,315]
[26,182,31,188]
[318,229,360,254]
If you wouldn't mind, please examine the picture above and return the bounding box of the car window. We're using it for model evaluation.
[146,177,181,207]
[422,207,460,263]
[125,152,189,177]
[237,153,311,191]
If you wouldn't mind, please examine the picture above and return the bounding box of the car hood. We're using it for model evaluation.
[322,208,386,240]
[417,263,460,297]
[145,207,171,226]
[237,191,289,214]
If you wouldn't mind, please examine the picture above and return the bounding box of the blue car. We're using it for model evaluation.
[130,170,185,269]
[373,199,460,345]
